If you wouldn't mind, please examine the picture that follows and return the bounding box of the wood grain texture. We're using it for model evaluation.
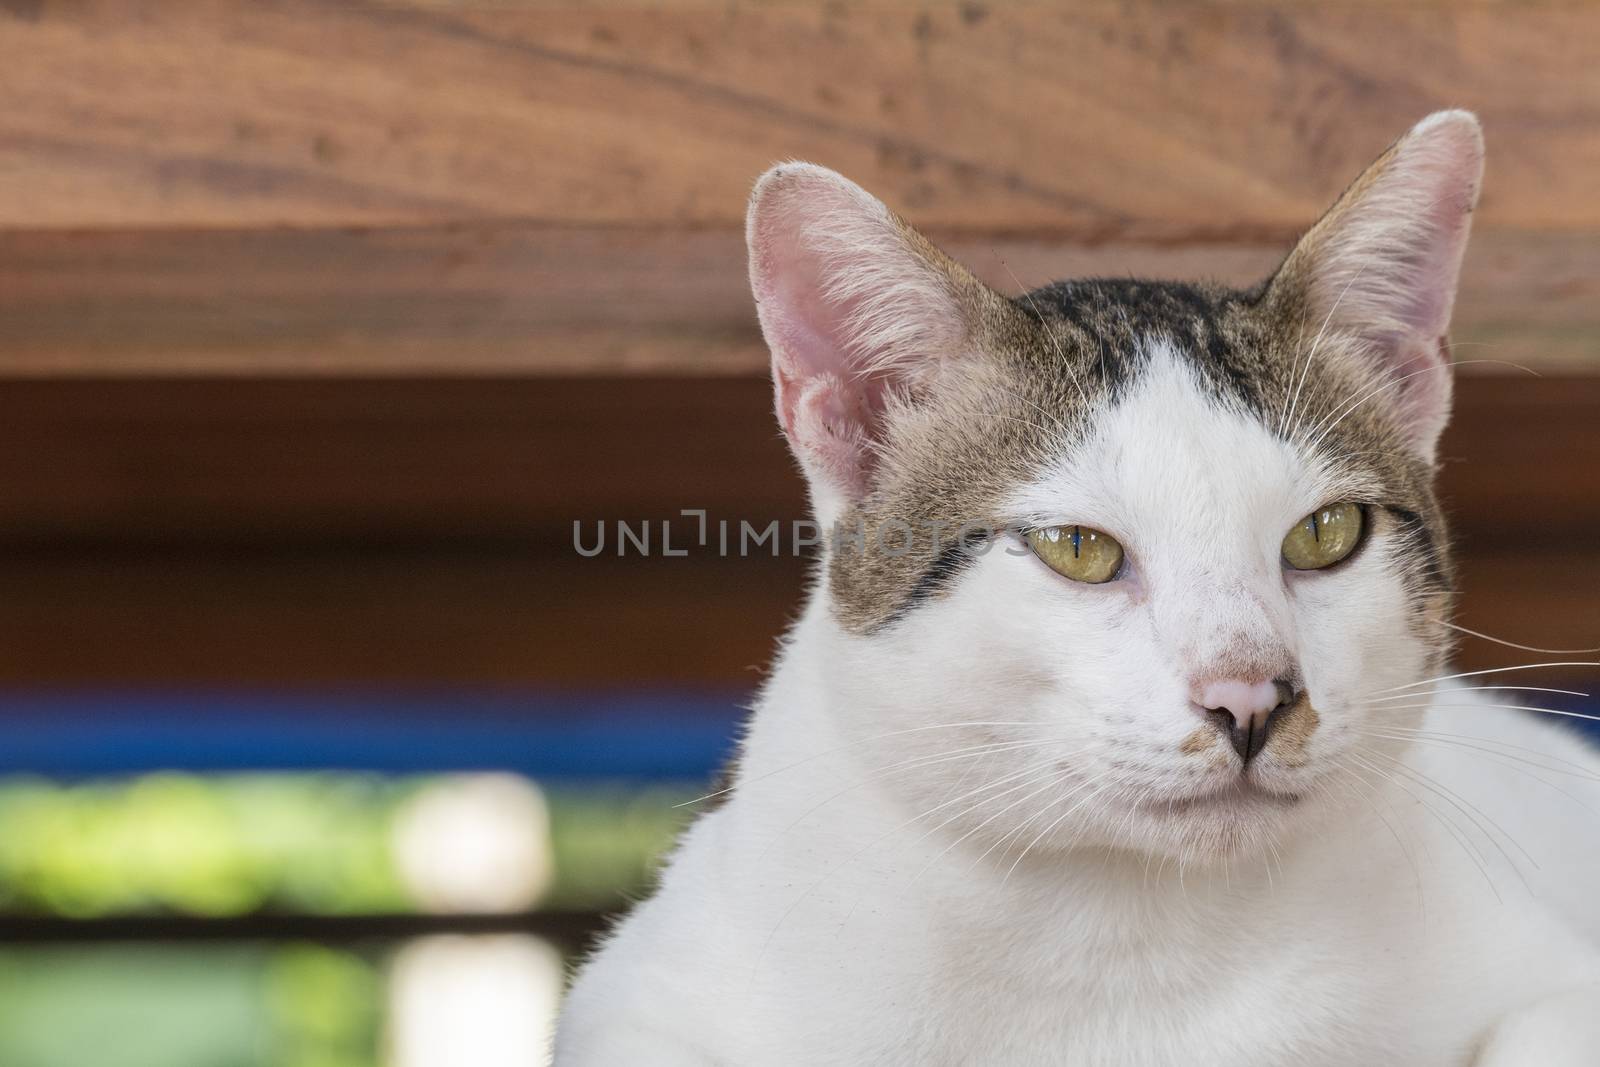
[0,376,1592,686]
[2,226,1595,374]
[0,2,1597,234]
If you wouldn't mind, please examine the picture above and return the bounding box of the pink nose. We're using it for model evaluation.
[1199,679,1283,727]
[1194,678,1296,763]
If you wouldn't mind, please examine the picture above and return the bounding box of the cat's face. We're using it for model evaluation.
[823,335,1450,864]
[749,112,1480,865]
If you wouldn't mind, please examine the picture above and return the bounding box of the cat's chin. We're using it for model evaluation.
[1119,780,1305,861]
[1139,779,1302,817]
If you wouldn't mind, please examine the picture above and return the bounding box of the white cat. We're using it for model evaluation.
[556,111,1600,1065]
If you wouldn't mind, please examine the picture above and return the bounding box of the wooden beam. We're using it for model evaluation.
[2,226,1595,375]
[0,376,1595,548]
[0,378,797,544]
[0,544,803,686]
[0,3,1596,233]
[0,376,1592,687]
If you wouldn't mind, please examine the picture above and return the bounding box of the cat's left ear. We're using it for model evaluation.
[1269,110,1483,463]
[747,163,992,523]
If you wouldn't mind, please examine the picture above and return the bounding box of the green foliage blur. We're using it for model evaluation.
[0,772,701,1067]
[0,775,412,917]
[542,784,699,909]
[0,944,381,1067]
[0,774,698,918]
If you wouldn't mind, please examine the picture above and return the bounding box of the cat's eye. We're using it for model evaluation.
[1281,503,1365,571]
[1026,525,1124,584]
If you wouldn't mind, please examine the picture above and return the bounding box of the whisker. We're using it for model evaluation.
[1105,784,1159,885]
[988,376,1087,443]
[752,738,1087,867]
[878,756,1071,848]
[1283,263,1366,436]
[1303,358,1537,454]
[832,761,1083,934]
[1441,621,1600,655]
[995,255,1091,410]
[1371,661,1600,696]
[905,771,1078,892]
[1363,684,1590,704]
[1355,728,1600,819]
[1358,723,1600,781]
[1279,186,1511,440]
[751,760,1068,982]
[1366,699,1600,726]
[1268,817,1300,889]
[1362,747,1535,877]
[940,400,1073,448]
[940,733,1000,804]
[1277,311,1310,437]
[676,719,1062,807]
[820,765,1083,951]
[1347,750,1501,901]
[981,777,1076,867]
[1001,779,1115,885]
[974,775,1100,875]
[1337,759,1428,916]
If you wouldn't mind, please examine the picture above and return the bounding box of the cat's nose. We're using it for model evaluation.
[1194,678,1297,763]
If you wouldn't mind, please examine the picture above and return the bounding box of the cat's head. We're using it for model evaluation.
[747,112,1480,865]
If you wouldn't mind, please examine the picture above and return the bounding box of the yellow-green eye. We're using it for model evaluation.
[1027,525,1124,584]
[1282,503,1365,570]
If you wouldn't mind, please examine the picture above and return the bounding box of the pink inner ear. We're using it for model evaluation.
[779,371,876,500]
[1383,168,1475,344]
[1295,112,1481,458]
[764,255,882,433]
[1388,334,1453,448]
[748,164,959,502]
[1350,114,1480,342]
[764,262,900,498]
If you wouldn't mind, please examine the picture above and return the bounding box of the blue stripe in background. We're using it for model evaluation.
[1,690,1593,781]
[0,691,748,780]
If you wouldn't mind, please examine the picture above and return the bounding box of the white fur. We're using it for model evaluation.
[557,348,1600,1065]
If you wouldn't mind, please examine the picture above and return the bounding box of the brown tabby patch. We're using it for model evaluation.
[826,271,1452,650]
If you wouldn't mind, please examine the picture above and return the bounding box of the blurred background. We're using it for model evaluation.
[0,3,1596,1064]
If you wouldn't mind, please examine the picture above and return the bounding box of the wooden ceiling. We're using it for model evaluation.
[3,4,1597,234]
[0,3,1595,377]
[0,3,1594,692]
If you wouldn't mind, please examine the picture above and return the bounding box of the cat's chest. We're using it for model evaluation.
[737,881,1398,1063]
[792,930,1422,1067]
[639,807,1511,1066]
[934,921,1378,1055]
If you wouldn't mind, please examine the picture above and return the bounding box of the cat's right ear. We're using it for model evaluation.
[1266,111,1483,463]
[746,163,982,523]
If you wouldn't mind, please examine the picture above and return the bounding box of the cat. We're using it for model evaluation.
[555,111,1600,1065]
